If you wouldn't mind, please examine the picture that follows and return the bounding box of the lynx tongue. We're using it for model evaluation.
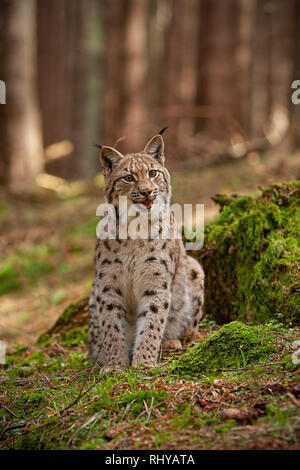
[141,199,153,209]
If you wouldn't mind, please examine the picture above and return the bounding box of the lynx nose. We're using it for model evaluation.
[139,188,152,197]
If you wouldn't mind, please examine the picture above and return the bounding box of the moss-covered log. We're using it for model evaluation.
[173,321,276,376]
[37,297,89,345]
[197,181,300,325]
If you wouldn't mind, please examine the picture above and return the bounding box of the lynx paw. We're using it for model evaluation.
[161,339,182,351]
[131,356,158,368]
[100,365,125,373]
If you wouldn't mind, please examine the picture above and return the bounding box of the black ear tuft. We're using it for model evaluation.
[158,127,168,135]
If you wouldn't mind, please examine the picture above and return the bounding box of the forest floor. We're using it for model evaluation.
[0,149,299,450]
[0,319,299,450]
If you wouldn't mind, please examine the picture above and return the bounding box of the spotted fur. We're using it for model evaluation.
[89,134,204,369]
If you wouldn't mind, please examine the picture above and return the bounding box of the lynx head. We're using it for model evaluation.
[98,134,171,212]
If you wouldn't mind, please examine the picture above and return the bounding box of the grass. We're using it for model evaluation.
[0,319,299,450]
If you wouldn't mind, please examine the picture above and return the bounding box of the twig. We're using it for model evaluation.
[40,371,51,384]
[0,401,18,418]
[0,421,27,441]
[58,379,101,417]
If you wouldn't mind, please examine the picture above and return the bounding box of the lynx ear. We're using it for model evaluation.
[143,134,165,166]
[99,146,124,174]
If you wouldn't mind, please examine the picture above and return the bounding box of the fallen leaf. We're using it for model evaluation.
[196,398,210,407]
[223,406,264,423]
[105,423,128,440]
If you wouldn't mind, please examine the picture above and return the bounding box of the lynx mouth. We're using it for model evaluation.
[134,198,155,211]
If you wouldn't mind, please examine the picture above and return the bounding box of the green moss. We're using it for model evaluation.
[14,430,45,450]
[37,324,88,349]
[198,181,300,324]
[19,351,47,366]
[173,321,276,376]
[79,438,106,450]
[37,303,79,345]
[10,366,35,378]
[0,245,55,296]
[36,333,54,347]
[60,326,88,347]
[37,297,89,348]
[0,260,22,296]
[6,352,48,378]
[16,391,46,406]
[53,303,79,328]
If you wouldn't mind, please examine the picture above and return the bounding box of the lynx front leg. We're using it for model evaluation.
[89,289,129,369]
[132,289,172,367]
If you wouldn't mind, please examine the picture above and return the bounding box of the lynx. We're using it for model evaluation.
[89,132,204,369]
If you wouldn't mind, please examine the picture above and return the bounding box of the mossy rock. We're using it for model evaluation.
[197,181,300,325]
[173,321,276,376]
[37,297,89,345]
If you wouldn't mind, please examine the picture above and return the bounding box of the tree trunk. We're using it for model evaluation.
[198,0,239,141]
[291,0,300,147]
[102,0,148,153]
[235,0,256,137]
[268,0,295,152]
[119,0,147,152]
[37,0,89,179]
[0,0,44,191]
[250,1,271,140]
[163,0,199,153]
[101,0,128,148]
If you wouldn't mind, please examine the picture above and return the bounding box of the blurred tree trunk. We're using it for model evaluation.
[148,0,168,111]
[0,0,10,185]
[65,0,87,178]
[163,0,183,148]
[37,0,89,179]
[291,0,300,147]
[80,0,104,176]
[199,0,239,141]
[163,0,199,154]
[0,0,44,191]
[235,0,256,137]
[102,0,147,153]
[102,0,127,147]
[119,0,147,152]
[37,0,66,152]
[268,0,295,152]
[250,1,271,140]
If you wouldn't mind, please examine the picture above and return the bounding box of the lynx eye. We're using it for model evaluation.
[122,174,134,183]
[148,170,157,178]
